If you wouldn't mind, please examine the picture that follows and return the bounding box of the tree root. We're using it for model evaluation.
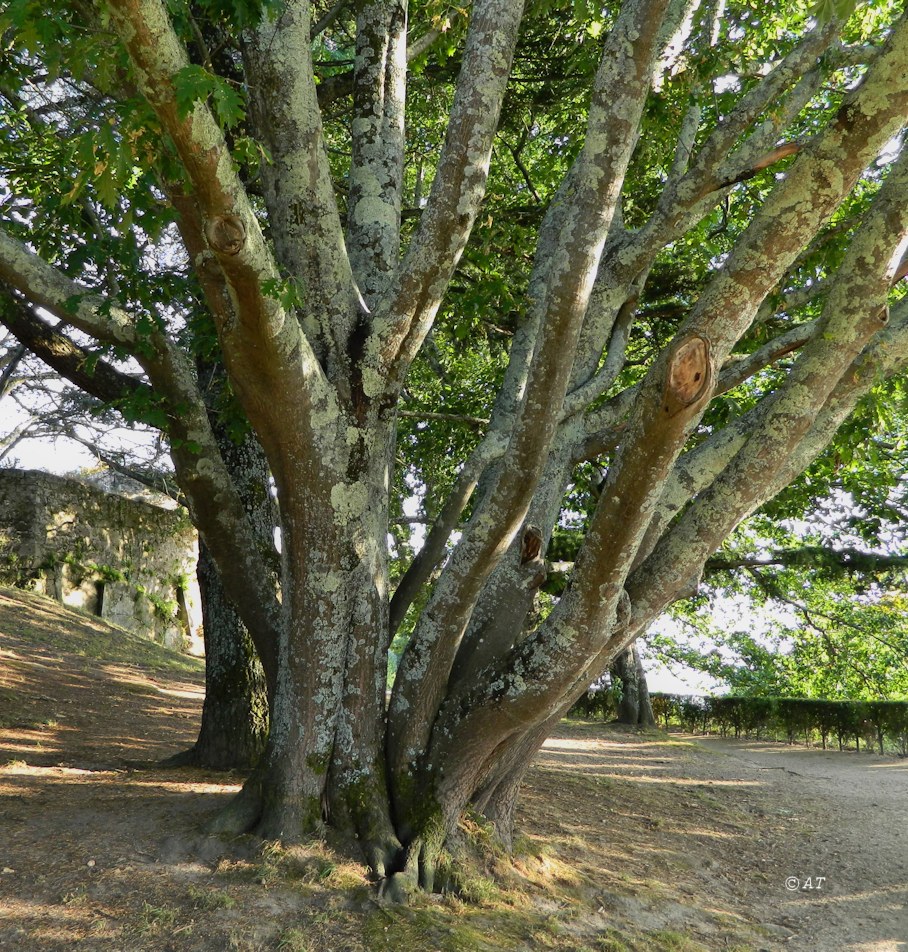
[158,746,200,769]
[376,837,437,902]
[205,776,264,835]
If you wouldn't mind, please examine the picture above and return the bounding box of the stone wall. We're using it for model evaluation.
[0,469,200,649]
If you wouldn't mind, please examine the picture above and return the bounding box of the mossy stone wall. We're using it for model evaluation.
[0,469,199,649]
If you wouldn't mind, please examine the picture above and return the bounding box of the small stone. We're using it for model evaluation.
[87,859,96,868]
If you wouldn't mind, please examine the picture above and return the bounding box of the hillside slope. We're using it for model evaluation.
[0,585,203,768]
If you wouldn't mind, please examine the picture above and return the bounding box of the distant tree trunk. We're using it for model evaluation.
[161,543,269,770]
[612,644,656,727]
[636,648,656,727]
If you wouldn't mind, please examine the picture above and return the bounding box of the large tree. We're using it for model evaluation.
[1,0,907,897]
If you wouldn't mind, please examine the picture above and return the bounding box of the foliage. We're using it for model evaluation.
[653,509,908,701]
[637,692,908,755]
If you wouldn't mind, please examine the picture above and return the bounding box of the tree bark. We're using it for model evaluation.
[611,643,656,727]
[178,542,269,769]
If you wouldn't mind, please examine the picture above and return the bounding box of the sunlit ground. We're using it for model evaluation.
[2,587,906,951]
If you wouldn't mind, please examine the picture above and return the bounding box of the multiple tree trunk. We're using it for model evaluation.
[1,0,907,898]
[611,645,656,728]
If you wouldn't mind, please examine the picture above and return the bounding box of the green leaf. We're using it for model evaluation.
[210,80,245,130]
[173,64,245,129]
[173,64,214,119]
[811,0,858,25]
[261,277,305,311]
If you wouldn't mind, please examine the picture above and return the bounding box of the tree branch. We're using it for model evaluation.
[387,0,674,786]
[0,222,284,686]
[0,340,26,400]
[347,0,407,306]
[243,1,359,379]
[706,546,908,576]
[375,0,526,391]
[106,0,330,437]
[0,223,138,346]
[568,22,836,403]
[397,408,490,427]
[628,285,908,635]
[0,290,148,406]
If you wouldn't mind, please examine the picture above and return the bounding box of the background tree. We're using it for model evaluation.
[610,643,657,726]
[1,0,907,899]
[0,303,274,769]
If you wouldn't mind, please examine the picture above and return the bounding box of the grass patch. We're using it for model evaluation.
[0,586,203,677]
[276,928,317,951]
[187,883,236,910]
[137,901,179,933]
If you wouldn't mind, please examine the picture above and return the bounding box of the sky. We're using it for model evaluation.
[2,431,97,474]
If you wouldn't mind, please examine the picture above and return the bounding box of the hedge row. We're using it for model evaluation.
[571,690,908,755]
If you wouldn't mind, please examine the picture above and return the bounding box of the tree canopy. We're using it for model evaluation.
[1,0,907,897]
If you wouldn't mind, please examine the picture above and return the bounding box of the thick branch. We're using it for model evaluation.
[0,224,283,686]
[387,0,673,785]
[0,223,138,348]
[375,0,526,390]
[680,12,908,362]
[569,23,836,402]
[706,547,908,576]
[347,0,407,306]
[243,1,359,376]
[105,0,330,437]
[388,435,505,635]
[629,292,908,634]
[0,292,147,406]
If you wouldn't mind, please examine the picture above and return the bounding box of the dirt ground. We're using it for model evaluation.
[0,585,906,952]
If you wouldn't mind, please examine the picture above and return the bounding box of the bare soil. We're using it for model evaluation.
[0,585,905,952]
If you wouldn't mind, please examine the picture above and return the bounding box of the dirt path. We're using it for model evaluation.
[685,735,908,952]
[531,726,908,952]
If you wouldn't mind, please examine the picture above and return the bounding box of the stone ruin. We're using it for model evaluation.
[0,468,201,651]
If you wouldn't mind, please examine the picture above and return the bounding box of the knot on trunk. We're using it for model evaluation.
[519,524,543,565]
[206,214,246,256]
[663,334,711,416]
[519,524,546,590]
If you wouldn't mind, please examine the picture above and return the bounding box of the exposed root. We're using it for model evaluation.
[206,776,264,835]
[376,836,439,902]
[362,834,404,882]
[158,746,200,769]
[378,868,420,904]
[377,839,421,904]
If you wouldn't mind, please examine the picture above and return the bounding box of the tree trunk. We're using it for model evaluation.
[166,411,279,770]
[161,543,269,771]
[635,647,657,727]
[190,543,269,768]
[612,643,656,727]
[210,415,403,880]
